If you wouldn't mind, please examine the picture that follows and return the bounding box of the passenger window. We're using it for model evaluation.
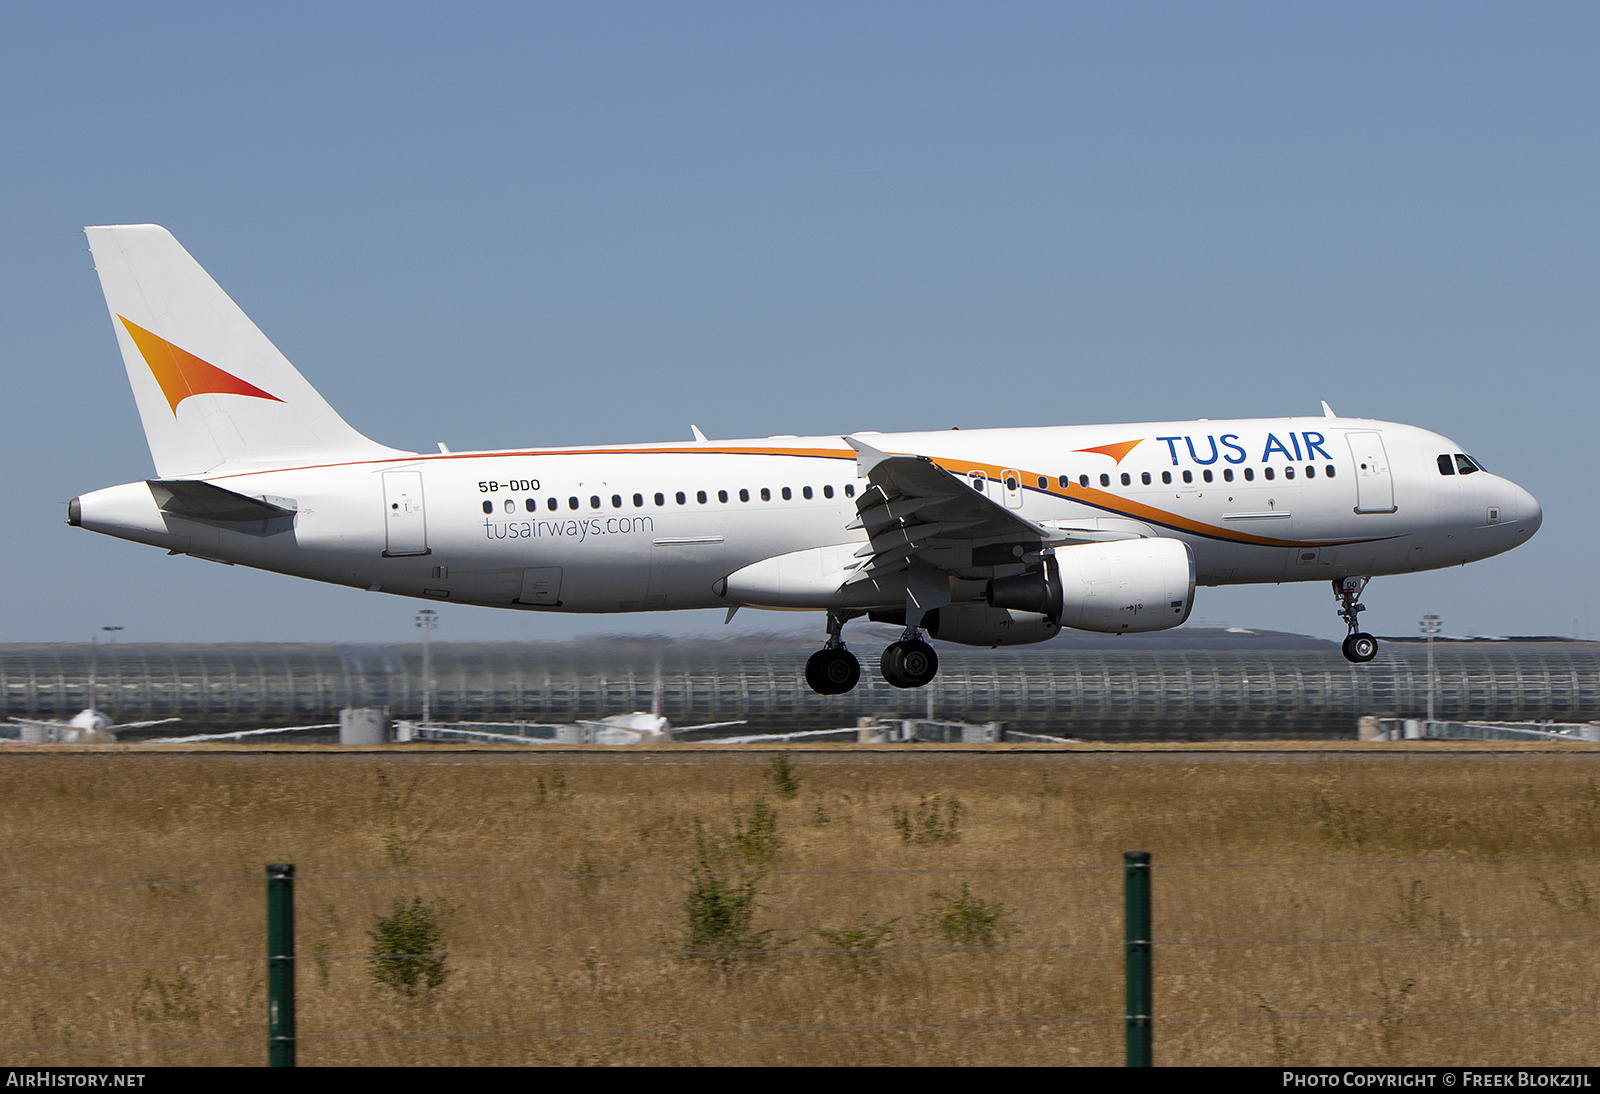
[1455,454,1479,475]
[591,496,601,509]
[1264,468,1275,481]
[1223,468,1234,482]
[675,492,686,505]
[633,493,644,507]
[547,498,558,511]
[1004,475,1018,490]
[1037,476,1047,489]
[1079,475,1090,488]
[1203,469,1213,483]
[1325,465,1336,478]
[823,485,834,499]
[1059,475,1070,488]
[1099,473,1111,487]
[1181,470,1192,484]
[569,497,579,510]
[1120,473,1131,486]
[1305,466,1315,479]
[1438,454,1455,476]
[721,490,731,503]
[1141,472,1151,485]
[1284,467,1295,480]
[697,491,707,504]
[654,493,664,506]
[482,500,493,515]
[612,495,622,508]
[781,487,791,500]
[845,484,855,497]
[1244,468,1254,482]
[504,499,516,514]
[760,488,771,501]
[525,498,536,512]
[1162,471,1172,485]
[803,486,813,499]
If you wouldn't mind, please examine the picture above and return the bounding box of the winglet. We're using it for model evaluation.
[690,425,708,442]
[1320,400,1337,419]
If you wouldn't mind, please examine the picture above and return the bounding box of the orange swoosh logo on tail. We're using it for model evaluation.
[118,316,283,414]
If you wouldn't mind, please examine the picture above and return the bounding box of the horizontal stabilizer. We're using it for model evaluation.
[147,479,296,524]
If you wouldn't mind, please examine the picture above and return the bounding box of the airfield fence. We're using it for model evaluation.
[3,854,1600,1066]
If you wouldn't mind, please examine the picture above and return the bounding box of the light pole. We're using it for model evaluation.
[89,626,123,714]
[415,610,438,724]
[1420,614,1442,726]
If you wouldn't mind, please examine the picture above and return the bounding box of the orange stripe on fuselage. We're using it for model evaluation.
[206,442,1385,550]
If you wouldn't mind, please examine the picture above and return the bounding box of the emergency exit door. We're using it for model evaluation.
[382,471,430,556]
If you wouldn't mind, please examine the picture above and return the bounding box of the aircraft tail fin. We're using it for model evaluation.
[84,225,410,477]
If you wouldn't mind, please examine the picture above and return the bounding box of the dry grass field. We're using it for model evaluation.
[3,742,1600,1067]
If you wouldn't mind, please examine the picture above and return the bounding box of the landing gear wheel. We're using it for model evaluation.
[806,647,861,695]
[1342,632,1378,663]
[881,639,939,689]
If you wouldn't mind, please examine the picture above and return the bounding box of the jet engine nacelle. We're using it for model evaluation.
[924,604,1062,647]
[988,538,1195,633]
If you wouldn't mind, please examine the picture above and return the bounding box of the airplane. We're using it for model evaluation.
[9,710,180,744]
[68,225,1543,695]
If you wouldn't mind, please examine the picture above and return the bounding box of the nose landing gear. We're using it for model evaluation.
[1335,577,1378,663]
[805,611,862,695]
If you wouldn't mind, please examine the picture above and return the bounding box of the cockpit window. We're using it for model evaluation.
[1437,454,1455,476]
[1455,454,1480,475]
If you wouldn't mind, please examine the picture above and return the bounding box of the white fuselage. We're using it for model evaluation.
[74,416,1541,617]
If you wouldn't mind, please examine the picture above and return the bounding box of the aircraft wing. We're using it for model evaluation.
[108,718,182,731]
[843,438,1076,587]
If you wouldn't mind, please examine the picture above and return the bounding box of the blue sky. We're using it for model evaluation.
[2,3,1594,644]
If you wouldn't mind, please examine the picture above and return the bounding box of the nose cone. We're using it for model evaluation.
[1516,486,1542,537]
[1516,483,1543,538]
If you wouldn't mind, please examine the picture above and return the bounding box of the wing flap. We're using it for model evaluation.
[843,437,1073,585]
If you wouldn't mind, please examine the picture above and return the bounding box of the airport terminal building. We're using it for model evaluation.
[4,630,1598,741]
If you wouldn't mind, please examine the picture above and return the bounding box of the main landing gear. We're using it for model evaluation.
[805,611,862,695]
[1335,577,1378,663]
[804,610,941,693]
[881,633,939,690]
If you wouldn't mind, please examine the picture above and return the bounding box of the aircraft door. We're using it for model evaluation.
[1347,432,1397,514]
[382,471,430,556]
[1001,469,1024,509]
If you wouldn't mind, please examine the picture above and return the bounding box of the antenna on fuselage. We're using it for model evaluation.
[690,425,708,442]
[1320,400,1337,418]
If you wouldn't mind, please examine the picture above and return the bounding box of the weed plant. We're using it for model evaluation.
[762,755,801,799]
[815,916,898,974]
[368,897,450,998]
[893,793,962,845]
[730,795,781,865]
[678,817,782,969]
[922,882,1011,948]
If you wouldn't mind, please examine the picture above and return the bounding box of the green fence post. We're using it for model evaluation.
[267,863,296,1067]
[1124,851,1151,1067]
